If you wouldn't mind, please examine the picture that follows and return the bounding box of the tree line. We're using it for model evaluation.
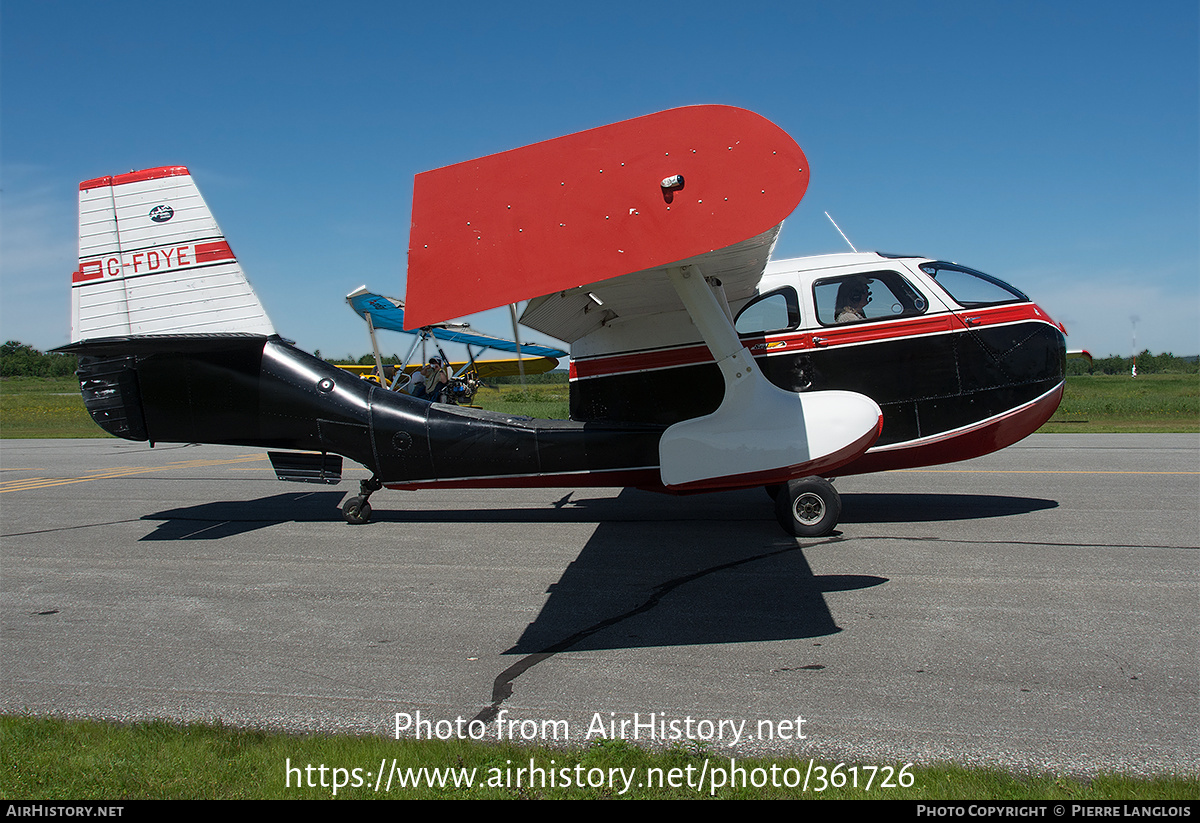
[1067,350,1198,376]
[0,341,79,378]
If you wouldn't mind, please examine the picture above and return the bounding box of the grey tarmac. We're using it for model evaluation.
[1,433,1196,776]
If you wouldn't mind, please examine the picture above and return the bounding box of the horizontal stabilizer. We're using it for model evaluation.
[268,451,343,484]
[406,105,809,329]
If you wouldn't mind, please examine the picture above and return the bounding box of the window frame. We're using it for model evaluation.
[734,286,802,337]
[812,269,931,327]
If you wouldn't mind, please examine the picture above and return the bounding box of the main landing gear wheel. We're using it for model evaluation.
[774,476,841,537]
[342,475,383,525]
[342,497,372,525]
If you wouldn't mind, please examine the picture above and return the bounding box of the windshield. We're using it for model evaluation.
[920,262,1028,308]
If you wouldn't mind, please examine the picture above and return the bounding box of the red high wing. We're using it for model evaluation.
[405,105,809,329]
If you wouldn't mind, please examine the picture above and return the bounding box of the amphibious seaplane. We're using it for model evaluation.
[63,105,1067,536]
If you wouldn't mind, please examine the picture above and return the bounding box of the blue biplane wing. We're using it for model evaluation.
[346,288,567,358]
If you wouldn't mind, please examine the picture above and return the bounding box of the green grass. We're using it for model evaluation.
[1,716,1194,800]
[473,385,570,419]
[0,376,107,439]
[1040,374,1199,433]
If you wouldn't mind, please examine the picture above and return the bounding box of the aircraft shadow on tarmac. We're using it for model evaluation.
[138,487,1057,539]
[496,490,1057,653]
[839,492,1059,523]
[482,488,1058,717]
[468,520,882,723]
[504,518,881,653]
[139,491,348,540]
[136,488,1055,653]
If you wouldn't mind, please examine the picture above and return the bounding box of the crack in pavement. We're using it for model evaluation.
[472,535,842,723]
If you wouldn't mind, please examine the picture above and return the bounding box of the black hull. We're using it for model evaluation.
[65,335,664,486]
[571,321,1066,448]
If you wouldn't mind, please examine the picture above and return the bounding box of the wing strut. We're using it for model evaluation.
[364,312,386,386]
[395,333,423,390]
[657,264,884,491]
[508,303,527,390]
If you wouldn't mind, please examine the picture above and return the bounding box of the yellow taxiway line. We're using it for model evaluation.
[0,454,268,493]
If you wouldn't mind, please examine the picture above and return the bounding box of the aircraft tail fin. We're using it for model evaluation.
[71,166,275,342]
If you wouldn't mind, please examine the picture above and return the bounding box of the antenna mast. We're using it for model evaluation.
[1130,315,1139,378]
[825,212,858,253]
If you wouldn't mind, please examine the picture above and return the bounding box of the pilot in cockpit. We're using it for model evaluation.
[835,277,872,323]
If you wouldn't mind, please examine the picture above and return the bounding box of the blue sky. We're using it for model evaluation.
[3,1,1197,360]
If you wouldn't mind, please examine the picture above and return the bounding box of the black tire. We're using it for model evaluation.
[342,496,372,525]
[774,477,841,537]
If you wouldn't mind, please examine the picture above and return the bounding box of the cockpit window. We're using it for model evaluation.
[920,262,1028,307]
[735,287,800,335]
[813,271,928,326]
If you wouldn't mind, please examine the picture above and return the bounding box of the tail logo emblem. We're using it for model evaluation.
[149,205,174,223]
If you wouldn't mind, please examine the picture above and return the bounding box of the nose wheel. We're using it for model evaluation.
[773,476,841,537]
[342,476,383,525]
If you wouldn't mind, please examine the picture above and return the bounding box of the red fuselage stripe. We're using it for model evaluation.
[570,304,1057,380]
